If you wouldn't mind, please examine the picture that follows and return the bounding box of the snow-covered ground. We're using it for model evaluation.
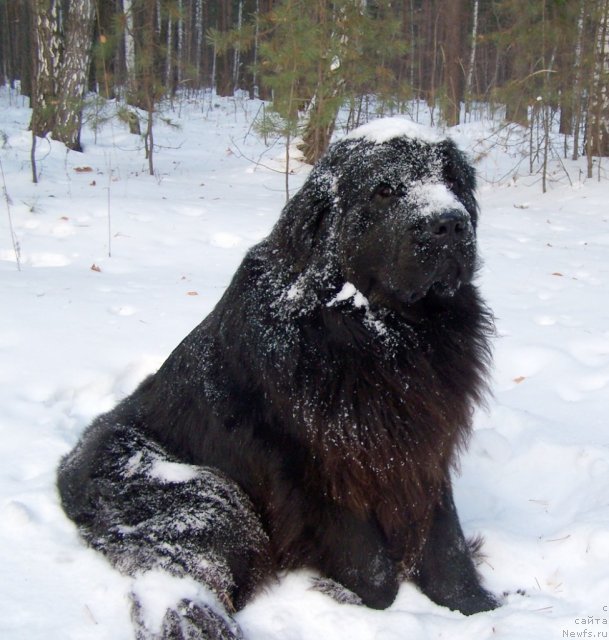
[1,86,608,639]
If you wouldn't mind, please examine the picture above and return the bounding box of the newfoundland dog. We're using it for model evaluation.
[58,118,498,639]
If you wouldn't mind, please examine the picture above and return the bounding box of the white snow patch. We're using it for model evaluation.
[26,252,71,267]
[124,451,144,478]
[409,182,467,217]
[109,304,137,316]
[211,232,243,248]
[344,116,444,145]
[148,459,201,483]
[3,500,36,529]
[327,283,387,337]
[286,283,303,300]
[0,249,20,263]
[326,282,369,308]
[51,222,76,238]
[131,570,224,635]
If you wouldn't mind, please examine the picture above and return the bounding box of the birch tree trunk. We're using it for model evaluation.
[233,0,243,92]
[464,0,479,119]
[195,0,203,84]
[588,0,609,174]
[52,0,95,151]
[30,0,62,138]
[30,0,95,151]
[177,0,183,86]
[141,0,157,175]
[166,13,173,88]
[123,0,137,100]
[571,0,587,159]
[252,0,260,98]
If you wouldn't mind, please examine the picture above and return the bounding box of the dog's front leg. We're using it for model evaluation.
[414,482,498,615]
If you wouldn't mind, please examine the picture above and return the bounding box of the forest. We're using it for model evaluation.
[2,0,609,170]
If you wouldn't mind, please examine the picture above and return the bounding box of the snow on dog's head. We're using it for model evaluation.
[344,116,444,145]
[273,117,479,309]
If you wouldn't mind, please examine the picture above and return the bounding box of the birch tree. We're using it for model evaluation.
[464,0,479,119]
[571,0,587,160]
[195,0,203,81]
[30,0,96,152]
[52,0,95,151]
[252,0,260,97]
[232,0,243,92]
[165,8,173,88]
[29,0,62,139]
[177,0,184,85]
[587,0,609,168]
[123,0,137,100]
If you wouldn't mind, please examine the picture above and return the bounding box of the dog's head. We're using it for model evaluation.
[273,118,479,311]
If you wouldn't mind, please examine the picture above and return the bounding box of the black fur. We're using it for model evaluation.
[58,124,498,639]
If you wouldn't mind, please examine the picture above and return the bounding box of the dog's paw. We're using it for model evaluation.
[132,593,243,640]
[160,600,244,640]
[309,577,364,606]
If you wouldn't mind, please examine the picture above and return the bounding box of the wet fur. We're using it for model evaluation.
[58,130,498,638]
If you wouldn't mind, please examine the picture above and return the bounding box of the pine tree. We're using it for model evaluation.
[253,0,407,163]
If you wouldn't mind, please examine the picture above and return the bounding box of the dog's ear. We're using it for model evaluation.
[269,158,336,271]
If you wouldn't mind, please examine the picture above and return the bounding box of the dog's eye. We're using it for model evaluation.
[445,178,457,192]
[374,184,394,199]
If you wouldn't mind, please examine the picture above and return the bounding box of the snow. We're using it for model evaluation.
[1,87,609,639]
[408,181,467,217]
[326,282,369,308]
[345,115,444,144]
[147,459,201,484]
[131,570,225,635]
[326,283,388,337]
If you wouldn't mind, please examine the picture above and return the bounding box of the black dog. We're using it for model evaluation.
[58,119,498,639]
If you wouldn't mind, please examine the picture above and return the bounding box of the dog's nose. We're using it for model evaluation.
[428,210,471,241]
